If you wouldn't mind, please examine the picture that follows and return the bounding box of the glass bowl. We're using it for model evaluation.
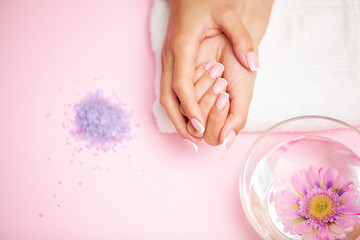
[239,115,360,240]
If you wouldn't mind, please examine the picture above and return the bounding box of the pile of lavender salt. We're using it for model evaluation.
[73,91,131,151]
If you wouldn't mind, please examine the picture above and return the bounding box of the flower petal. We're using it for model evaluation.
[293,220,312,235]
[319,167,326,188]
[341,214,360,225]
[301,229,318,240]
[276,190,300,214]
[328,223,346,238]
[326,232,336,240]
[338,181,355,196]
[324,167,338,189]
[307,165,320,188]
[340,190,358,205]
[278,210,299,221]
[336,217,354,232]
[317,224,330,238]
[332,175,345,193]
[283,217,305,233]
[277,189,300,205]
[277,204,299,215]
[342,205,360,215]
[291,170,311,196]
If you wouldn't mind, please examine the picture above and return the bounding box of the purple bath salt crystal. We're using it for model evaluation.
[73,91,131,150]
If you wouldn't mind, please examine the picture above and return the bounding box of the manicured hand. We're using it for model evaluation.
[183,62,230,146]
[181,33,258,150]
[160,0,258,145]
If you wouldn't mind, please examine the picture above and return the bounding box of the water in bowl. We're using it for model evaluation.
[250,135,360,239]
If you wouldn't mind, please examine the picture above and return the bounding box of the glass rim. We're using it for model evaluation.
[239,115,360,240]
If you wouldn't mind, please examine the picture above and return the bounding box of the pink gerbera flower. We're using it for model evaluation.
[276,166,360,240]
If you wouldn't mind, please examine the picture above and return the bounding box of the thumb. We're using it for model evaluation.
[214,9,260,71]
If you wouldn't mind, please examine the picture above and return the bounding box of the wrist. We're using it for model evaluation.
[166,0,190,9]
[238,0,274,47]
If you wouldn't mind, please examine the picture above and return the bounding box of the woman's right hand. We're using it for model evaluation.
[177,0,274,150]
[160,0,260,145]
[181,33,258,151]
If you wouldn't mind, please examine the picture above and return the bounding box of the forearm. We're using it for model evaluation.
[167,0,274,48]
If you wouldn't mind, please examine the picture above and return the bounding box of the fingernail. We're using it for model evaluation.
[222,130,236,151]
[185,139,199,152]
[215,92,229,111]
[212,78,228,94]
[204,60,217,71]
[191,118,205,134]
[245,52,260,71]
[209,63,224,79]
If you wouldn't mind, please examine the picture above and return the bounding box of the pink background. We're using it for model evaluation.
[0,1,359,240]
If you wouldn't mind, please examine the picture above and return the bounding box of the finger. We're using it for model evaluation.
[195,60,217,83]
[214,9,260,71]
[195,63,224,101]
[179,61,210,116]
[172,35,206,134]
[204,92,230,146]
[219,82,254,150]
[179,61,223,116]
[160,44,200,147]
[187,77,228,137]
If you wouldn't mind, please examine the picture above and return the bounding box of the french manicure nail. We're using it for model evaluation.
[245,52,260,71]
[204,60,217,71]
[185,139,198,152]
[209,63,224,79]
[191,118,205,134]
[222,130,236,151]
[215,92,229,111]
[212,78,228,94]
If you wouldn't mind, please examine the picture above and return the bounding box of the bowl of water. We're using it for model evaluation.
[239,116,360,240]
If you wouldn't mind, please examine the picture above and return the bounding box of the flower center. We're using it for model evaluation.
[307,194,335,221]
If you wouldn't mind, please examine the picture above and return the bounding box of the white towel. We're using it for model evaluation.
[151,0,360,133]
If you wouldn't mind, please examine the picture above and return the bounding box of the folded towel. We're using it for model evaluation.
[151,0,360,133]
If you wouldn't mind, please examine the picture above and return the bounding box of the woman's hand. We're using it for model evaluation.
[160,0,274,147]
[160,0,259,143]
[184,34,257,150]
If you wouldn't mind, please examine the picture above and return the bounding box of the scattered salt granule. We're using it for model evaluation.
[92,165,101,171]
[73,91,131,151]
[46,108,52,117]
